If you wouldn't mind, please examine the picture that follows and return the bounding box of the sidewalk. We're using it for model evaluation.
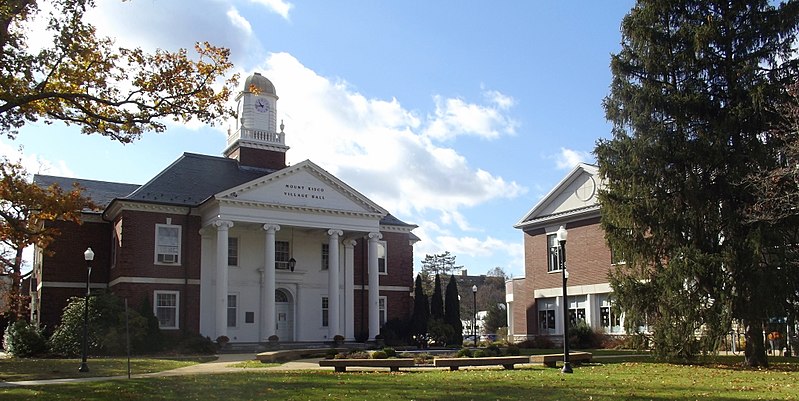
[0,353,325,388]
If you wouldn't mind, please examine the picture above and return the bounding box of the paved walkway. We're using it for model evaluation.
[0,353,326,388]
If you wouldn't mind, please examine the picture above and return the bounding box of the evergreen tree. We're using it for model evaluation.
[408,275,430,345]
[444,274,463,345]
[430,274,444,319]
[596,0,799,367]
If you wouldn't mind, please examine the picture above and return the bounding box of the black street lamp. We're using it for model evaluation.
[79,247,94,373]
[472,285,477,345]
[557,226,573,373]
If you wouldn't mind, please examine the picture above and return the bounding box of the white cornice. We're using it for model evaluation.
[109,276,201,286]
[104,200,194,220]
[216,198,385,219]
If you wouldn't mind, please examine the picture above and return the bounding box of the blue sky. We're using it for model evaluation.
[6,0,636,277]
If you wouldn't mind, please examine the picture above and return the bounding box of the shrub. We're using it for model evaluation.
[456,348,473,358]
[427,318,455,347]
[518,336,556,349]
[382,347,397,358]
[504,345,521,356]
[569,321,602,349]
[325,348,338,359]
[3,320,48,357]
[472,349,487,358]
[49,293,149,357]
[371,350,388,359]
[380,319,410,346]
[173,334,217,354]
[483,344,501,357]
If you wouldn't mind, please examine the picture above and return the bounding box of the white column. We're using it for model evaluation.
[343,239,357,340]
[367,232,382,339]
[214,219,233,339]
[327,229,343,339]
[263,224,280,340]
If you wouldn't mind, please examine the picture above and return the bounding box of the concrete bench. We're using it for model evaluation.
[257,348,345,363]
[529,352,593,367]
[318,358,416,372]
[433,356,530,371]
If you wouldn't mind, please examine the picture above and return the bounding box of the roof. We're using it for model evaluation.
[124,153,275,206]
[33,175,140,208]
[514,163,601,230]
[244,72,277,97]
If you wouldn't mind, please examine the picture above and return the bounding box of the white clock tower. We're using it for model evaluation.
[224,72,289,170]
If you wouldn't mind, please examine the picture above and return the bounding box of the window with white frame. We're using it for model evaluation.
[321,243,329,270]
[321,297,329,327]
[379,296,387,327]
[547,234,560,272]
[568,296,587,328]
[227,294,238,327]
[228,237,239,267]
[377,241,387,274]
[154,291,179,329]
[275,241,290,270]
[538,298,556,335]
[155,224,181,264]
[599,295,622,334]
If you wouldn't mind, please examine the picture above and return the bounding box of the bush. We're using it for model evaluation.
[371,350,388,359]
[325,348,338,359]
[456,348,473,358]
[472,349,487,358]
[518,336,556,349]
[504,344,521,356]
[382,347,396,358]
[483,344,501,357]
[49,293,150,357]
[3,320,48,357]
[569,321,602,349]
[170,334,218,354]
[380,319,410,346]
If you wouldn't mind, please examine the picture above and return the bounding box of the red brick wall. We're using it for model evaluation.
[110,282,201,334]
[519,216,613,335]
[41,218,111,284]
[229,147,286,170]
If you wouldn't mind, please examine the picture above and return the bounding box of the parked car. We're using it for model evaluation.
[481,333,498,343]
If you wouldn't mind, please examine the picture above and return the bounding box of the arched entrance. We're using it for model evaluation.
[275,289,294,341]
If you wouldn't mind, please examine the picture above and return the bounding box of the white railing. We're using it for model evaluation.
[228,128,285,147]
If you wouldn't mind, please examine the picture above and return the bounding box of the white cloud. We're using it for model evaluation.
[250,0,294,20]
[0,140,75,178]
[423,94,517,141]
[556,147,592,170]
[227,7,253,35]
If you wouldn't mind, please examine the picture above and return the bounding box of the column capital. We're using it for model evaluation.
[213,219,234,230]
[343,239,357,248]
[327,229,344,238]
[368,232,382,241]
[262,224,281,233]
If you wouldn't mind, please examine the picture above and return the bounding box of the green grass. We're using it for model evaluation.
[0,356,214,381]
[225,360,280,369]
[2,359,799,400]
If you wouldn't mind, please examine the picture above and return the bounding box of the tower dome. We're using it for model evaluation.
[244,72,277,97]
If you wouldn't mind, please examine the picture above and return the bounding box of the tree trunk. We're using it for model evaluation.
[743,319,768,368]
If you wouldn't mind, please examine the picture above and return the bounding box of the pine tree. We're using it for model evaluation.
[444,275,463,345]
[430,274,444,319]
[408,275,430,345]
[596,0,799,367]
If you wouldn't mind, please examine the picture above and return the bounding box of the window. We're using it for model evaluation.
[538,299,556,335]
[321,243,329,270]
[568,296,586,328]
[547,234,560,272]
[154,291,179,329]
[610,245,626,265]
[377,241,387,274]
[599,296,622,334]
[227,294,237,327]
[275,241,290,270]
[155,224,181,264]
[228,237,239,266]
[245,311,255,324]
[379,296,387,327]
[322,297,329,327]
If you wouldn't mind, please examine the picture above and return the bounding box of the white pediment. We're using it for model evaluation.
[216,160,387,216]
[514,163,602,228]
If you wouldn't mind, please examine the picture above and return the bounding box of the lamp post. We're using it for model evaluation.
[79,247,94,373]
[472,285,477,345]
[557,226,573,373]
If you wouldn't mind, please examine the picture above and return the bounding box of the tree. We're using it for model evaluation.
[430,274,444,319]
[408,274,429,346]
[486,266,510,281]
[1,0,237,142]
[0,157,94,321]
[483,303,507,334]
[596,0,799,367]
[444,274,463,345]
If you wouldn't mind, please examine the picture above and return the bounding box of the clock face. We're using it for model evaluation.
[254,98,269,113]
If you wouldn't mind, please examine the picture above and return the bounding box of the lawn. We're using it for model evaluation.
[0,356,214,382]
[1,358,797,401]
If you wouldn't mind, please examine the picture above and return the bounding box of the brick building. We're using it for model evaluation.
[507,163,625,342]
[30,72,418,343]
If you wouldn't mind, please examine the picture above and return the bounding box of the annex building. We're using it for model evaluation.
[30,73,418,344]
[506,163,627,342]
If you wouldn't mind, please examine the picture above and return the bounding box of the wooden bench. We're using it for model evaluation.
[433,356,530,371]
[257,348,345,363]
[318,358,416,372]
[529,352,593,367]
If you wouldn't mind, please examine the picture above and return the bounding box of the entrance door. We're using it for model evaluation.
[275,289,294,341]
